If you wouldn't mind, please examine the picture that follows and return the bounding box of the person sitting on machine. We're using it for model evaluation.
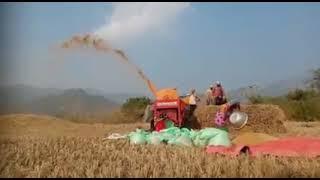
[212,81,227,105]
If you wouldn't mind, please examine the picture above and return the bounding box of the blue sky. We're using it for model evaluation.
[3,2,320,96]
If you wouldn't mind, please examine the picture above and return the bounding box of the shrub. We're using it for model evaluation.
[265,90,320,121]
[248,95,265,104]
[247,88,320,121]
[120,97,151,121]
[286,89,306,101]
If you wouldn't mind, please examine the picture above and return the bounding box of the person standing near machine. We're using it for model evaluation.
[181,89,201,129]
[206,85,214,105]
[189,89,200,114]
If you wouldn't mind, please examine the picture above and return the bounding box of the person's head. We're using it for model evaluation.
[190,89,196,94]
[228,99,241,111]
[215,81,221,87]
[210,85,213,90]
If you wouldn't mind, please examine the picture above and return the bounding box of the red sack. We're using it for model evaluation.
[206,137,320,158]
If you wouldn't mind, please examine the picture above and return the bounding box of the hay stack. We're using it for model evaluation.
[194,104,287,136]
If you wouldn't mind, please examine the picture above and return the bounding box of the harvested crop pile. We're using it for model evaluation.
[194,104,287,137]
[232,132,279,146]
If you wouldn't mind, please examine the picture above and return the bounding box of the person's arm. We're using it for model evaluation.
[234,103,241,111]
[196,95,201,102]
[222,88,227,99]
[206,90,210,98]
[211,88,215,96]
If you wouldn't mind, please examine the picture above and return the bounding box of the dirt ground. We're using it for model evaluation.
[0,114,320,178]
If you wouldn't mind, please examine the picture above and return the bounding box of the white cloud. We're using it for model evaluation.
[93,2,190,45]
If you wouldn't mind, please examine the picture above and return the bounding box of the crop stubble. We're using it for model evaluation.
[1,114,320,177]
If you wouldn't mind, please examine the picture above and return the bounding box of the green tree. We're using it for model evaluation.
[286,89,306,101]
[121,97,151,120]
[309,68,320,91]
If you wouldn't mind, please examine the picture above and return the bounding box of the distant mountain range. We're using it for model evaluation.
[0,71,311,118]
[0,84,121,120]
[227,73,311,102]
[84,88,145,104]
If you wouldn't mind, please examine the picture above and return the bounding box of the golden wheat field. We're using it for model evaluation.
[1,114,320,178]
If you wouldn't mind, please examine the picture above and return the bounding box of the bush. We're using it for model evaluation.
[247,88,320,121]
[280,101,315,122]
[286,89,318,101]
[286,89,306,101]
[260,90,320,121]
[120,97,151,121]
[248,95,265,104]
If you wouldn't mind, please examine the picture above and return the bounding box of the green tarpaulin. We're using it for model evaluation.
[127,127,231,147]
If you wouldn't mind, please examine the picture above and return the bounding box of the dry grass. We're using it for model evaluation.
[1,114,320,178]
[0,114,147,137]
